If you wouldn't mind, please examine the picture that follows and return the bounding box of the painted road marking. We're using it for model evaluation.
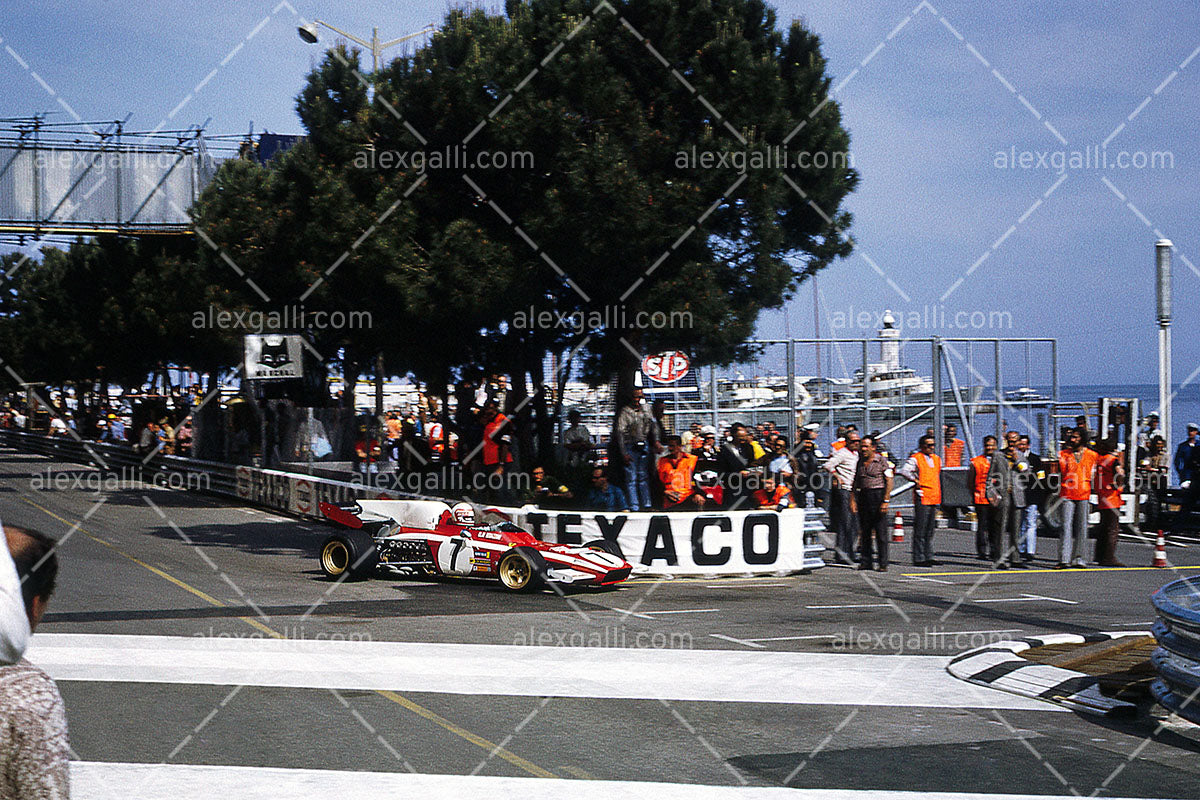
[974,594,1078,606]
[709,633,765,649]
[707,582,790,588]
[806,603,892,609]
[70,762,1117,800]
[904,566,1200,577]
[640,608,720,615]
[30,633,1062,710]
[17,496,556,779]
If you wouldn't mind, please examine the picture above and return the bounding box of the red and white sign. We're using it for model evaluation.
[641,351,690,383]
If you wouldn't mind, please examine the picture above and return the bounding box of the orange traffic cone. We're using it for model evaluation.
[1153,531,1168,568]
[892,512,905,543]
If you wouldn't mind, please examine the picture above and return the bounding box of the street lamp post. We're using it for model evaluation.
[297,20,434,72]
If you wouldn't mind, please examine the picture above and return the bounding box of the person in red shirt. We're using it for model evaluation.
[967,436,997,560]
[1094,438,1126,566]
[657,436,703,509]
[480,402,513,475]
[1056,427,1099,568]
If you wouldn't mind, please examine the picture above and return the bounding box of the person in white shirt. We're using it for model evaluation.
[822,433,860,564]
[561,410,594,468]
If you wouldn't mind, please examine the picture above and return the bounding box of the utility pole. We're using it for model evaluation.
[1156,239,1173,445]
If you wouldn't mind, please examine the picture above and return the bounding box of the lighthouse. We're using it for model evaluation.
[879,310,900,372]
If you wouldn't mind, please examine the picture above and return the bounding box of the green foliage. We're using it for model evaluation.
[2,0,857,400]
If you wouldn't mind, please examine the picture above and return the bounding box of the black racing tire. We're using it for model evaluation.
[319,531,378,580]
[498,547,547,592]
[584,538,624,559]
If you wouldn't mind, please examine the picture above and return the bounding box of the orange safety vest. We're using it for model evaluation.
[1096,452,1123,509]
[1058,448,1098,501]
[657,453,698,506]
[754,484,794,509]
[831,438,845,451]
[915,452,942,505]
[971,455,991,505]
[944,439,965,468]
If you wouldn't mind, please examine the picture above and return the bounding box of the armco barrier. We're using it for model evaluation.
[1,429,828,576]
[1151,577,1200,725]
[0,428,415,516]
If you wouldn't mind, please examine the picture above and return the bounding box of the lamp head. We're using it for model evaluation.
[297,22,320,44]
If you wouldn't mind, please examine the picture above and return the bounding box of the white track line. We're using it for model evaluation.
[973,594,1078,606]
[30,633,1058,710]
[70,762,1136,800]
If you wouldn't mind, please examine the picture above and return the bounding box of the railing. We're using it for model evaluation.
[1151,577,1200,724]
[0,429,420,519]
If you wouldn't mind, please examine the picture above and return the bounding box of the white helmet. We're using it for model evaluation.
[451,502,475,526]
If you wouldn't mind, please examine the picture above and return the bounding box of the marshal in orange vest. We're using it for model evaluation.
[1058,447,1098,501]
[970,454,991,505]
[914,452,942,506]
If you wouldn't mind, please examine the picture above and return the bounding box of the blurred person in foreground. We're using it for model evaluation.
[0,523,68,799]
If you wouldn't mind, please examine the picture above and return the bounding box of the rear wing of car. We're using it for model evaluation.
[318,501,364,529]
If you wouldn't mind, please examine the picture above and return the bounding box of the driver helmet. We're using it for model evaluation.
[451,502,476,526]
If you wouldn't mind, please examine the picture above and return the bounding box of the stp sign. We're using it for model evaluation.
[642,351,690,383]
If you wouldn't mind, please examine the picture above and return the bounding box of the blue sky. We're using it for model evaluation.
[2,0,1198,393]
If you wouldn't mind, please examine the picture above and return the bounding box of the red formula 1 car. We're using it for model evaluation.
[317,499,632,592]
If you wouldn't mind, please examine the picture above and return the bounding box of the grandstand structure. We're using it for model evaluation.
[0,116,241,243]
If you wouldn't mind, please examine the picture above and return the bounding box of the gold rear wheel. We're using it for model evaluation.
[321,540,350,576]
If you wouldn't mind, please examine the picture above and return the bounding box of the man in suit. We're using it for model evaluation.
[986,432,1024,568]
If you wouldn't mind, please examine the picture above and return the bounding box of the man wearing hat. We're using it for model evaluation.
[1174,423,1199,487]
[1138,413,1162,449]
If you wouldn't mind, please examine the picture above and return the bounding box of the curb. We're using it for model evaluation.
[946,631,1149,716]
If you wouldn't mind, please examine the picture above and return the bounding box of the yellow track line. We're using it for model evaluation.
[19,495,557,778]
[903,565,1200,577]
[376,691,555,779]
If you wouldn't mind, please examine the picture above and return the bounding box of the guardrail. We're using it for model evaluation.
[0,429,417,517]
[1151,577,1200,724]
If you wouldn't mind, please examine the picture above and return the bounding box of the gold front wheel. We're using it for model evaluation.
[498,551,534,591]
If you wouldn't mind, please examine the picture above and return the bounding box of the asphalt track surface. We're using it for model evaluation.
[4,445,1200,798]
